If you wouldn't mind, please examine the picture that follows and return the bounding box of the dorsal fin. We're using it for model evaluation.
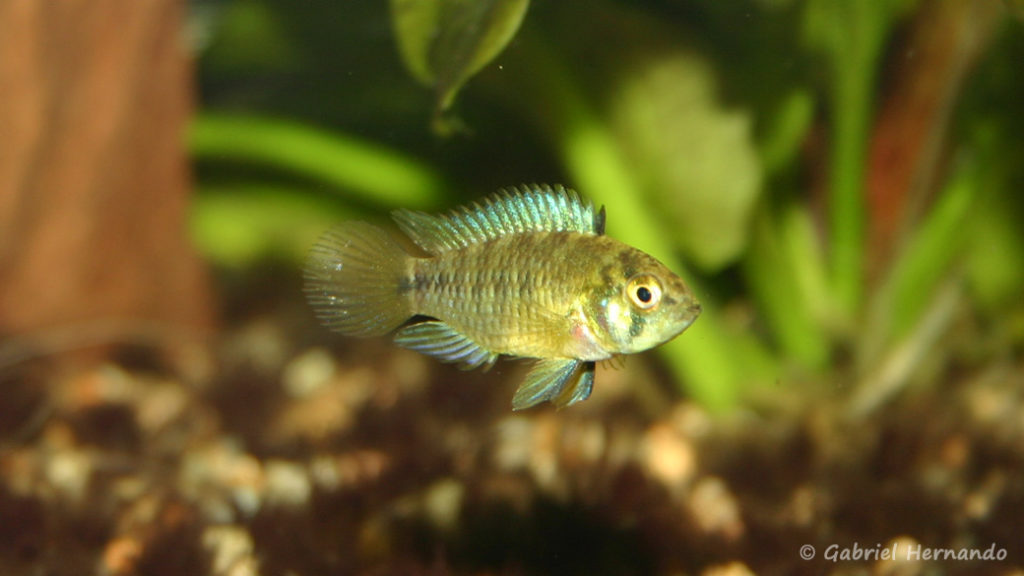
[392,184,602,255]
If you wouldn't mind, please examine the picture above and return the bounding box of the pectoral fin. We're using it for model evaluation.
[395,321,498,370]
[512,359,595,410]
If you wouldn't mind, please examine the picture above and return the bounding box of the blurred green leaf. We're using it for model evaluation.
[200,0,298,73]
[968,194,1024,313]
[759,89,815,176]
[883,163,973,342]
[390,0,441,85]
[611,50,763,271]
[191,113,448,209]
[802,0,916,322]
[865,116,1019,363]
[191,184,359,268]
[856,162,972,373]
[743,202,831,370]
[960,32,1024,318]
[390,0,530,117]
[507,29,778,411]
[962,126,1024,318]
[802,0,915,59]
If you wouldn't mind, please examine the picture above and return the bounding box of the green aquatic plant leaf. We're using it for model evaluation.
[190,113,448,210]
[743,202,831,370]
[390,0,441,86]
[759,90,816,177]
[801,0,917,322]
[504,30,778,411]
[197,0,298,72]
[191,185,359,268]
[520,0,762,272]
[390,0,530,118]
[967,192,1024,315]
[883,164,973,343]
[611,50,763,271]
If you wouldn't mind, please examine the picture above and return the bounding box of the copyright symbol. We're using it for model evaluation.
[800,545,815,560]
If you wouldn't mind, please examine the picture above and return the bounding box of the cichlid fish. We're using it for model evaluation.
[304,185,701,409]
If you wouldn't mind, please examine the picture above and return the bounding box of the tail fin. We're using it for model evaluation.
[303,221,413,337]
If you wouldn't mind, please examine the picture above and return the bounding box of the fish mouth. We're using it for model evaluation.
[680,302,702,324]
[664,301,702,339]
[680,302,703,330]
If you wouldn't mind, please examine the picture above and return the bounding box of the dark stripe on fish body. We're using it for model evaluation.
[420,238,539,302]
[599,263,619,291]
[398,271,427,294]
[400,268,458,302]
[628,312,645,339]
[616,249,639,278]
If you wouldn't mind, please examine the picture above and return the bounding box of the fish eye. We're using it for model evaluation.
[626,274,662,310]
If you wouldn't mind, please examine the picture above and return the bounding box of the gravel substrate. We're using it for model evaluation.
[1,303,1022,576]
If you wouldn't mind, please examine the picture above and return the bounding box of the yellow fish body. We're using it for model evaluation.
[304,185,701,409]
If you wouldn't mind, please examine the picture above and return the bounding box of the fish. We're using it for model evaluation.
[303,184,702,410]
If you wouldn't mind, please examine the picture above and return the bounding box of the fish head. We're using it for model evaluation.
[587,248,702,355]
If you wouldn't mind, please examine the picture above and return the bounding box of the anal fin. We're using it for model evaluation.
[394,321,498,371]
[512,359,595,410]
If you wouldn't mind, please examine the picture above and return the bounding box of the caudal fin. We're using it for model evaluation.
[303,221,413,337]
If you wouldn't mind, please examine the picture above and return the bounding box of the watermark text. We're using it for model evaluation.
[799,542,1007,563]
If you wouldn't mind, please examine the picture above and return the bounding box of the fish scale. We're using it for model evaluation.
[412,232,589,358]
[304,185,701,409]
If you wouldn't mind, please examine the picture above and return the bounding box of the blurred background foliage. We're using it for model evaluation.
[190,0,1024,412]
